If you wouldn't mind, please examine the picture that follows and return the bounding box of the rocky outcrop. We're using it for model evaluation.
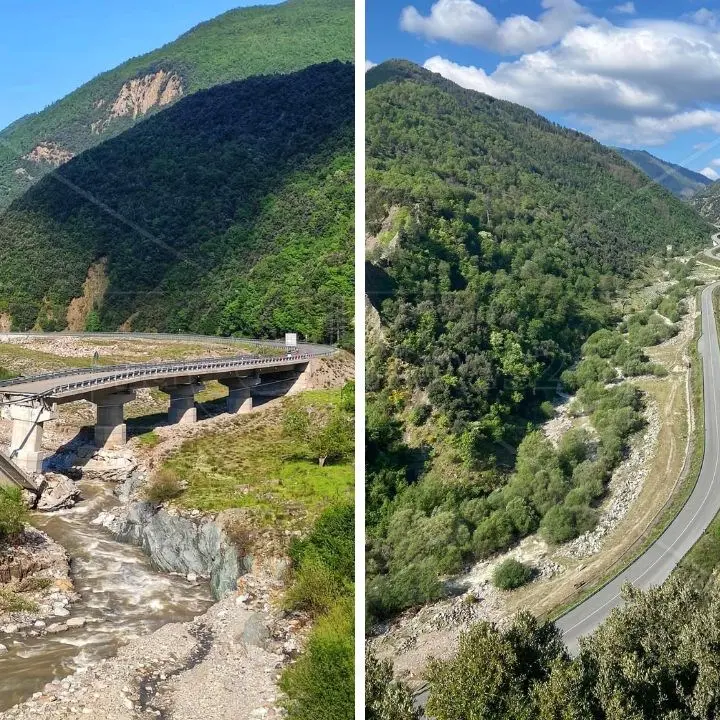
[0,527,77,630]
[95,502,245,598]
[91,71,183,134]
[65,258,108,331]
[22,142,74,167]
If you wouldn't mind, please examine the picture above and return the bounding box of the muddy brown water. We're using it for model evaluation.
[0,480,214,711]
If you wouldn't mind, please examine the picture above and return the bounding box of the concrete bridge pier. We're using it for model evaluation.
[93,391,136,449]
[7,403,57,474]
[161,383,205,425]
[220,374,260,414]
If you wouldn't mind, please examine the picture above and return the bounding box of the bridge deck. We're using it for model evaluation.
[0,347,331,403]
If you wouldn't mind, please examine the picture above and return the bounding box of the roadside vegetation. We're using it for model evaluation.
[280,503,354,720]
[368,576,720,720]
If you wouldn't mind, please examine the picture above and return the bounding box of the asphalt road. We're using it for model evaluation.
[557,279,720,652]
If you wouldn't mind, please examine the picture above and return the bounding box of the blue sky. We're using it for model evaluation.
[0,0,280,132]
[367,0,720,177]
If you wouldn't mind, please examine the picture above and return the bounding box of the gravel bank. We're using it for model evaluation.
[0,575,304,720]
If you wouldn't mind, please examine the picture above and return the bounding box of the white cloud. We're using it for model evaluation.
[400,0,595,54]
[689,8,720,29]
[421,16,720,144]
[613,2,636,15]
[366,60,378,71]
[710,157,720,167]
[700,166,720,180]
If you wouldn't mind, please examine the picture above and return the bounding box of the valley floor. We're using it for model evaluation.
[370,260,720,685]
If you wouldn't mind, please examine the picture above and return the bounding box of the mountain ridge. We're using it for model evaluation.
[364,58,711,618]
[615,147,712,199]
[0,62,354,342]
[0,0,353,213]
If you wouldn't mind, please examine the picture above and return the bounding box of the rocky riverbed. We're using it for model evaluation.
[0,528,77,640]
[0,444,305,717]
[0,573,308,720]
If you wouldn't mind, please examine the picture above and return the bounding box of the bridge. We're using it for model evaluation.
[0,333,334,487]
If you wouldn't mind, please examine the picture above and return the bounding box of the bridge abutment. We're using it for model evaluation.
[220,374,260,414]
[6,403,57,474]
[161,383,205,425]
[93,391,136,448]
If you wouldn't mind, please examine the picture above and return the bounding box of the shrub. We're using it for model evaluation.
[410,403,432,426]
[290,503,354,581]
[539,401,555,419]
[473,510,515,557]
[280,598,354,720]
[541,504,597,544]
[367,560,444,619]
[582,329,624,358]
[366,650,420,720]
[493,558,533,590]
[505,497,538,536]
[143,469,184,504]
[284,557,346,616]
[0,486,26,540]
[221,514,253,555]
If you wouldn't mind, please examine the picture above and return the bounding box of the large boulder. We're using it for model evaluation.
[36,473,81,512]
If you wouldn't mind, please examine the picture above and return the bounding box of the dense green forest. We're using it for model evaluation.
[0,62,354,343]
[615,148,712,199]
[367,576,720,720]
[0,0,353,212]
[365,60,711,618]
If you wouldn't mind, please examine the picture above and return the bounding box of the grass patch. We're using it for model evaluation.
[163,389,353,528]
[137,430,161,448]
[0,588,38,613]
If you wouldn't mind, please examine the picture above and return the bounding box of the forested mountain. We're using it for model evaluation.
[365,60,711,617]
[0,0,353,213]
[0,62,353,342]
[689,180,720,224]
[616,148,712,199]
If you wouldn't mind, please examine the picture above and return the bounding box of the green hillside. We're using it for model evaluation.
[616,148,712,199]
[0,62,354,343]
[0,0,353,213]
[365,60,711,617]
[689,180,720,224]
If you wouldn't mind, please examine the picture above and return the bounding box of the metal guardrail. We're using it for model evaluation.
[0,334,334,400]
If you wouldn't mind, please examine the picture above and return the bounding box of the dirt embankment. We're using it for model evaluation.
[65,259,109,331]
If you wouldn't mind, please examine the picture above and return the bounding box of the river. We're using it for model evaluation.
[0,479,214,711]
